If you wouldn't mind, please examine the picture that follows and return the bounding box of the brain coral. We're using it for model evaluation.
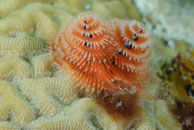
[28,98,130,130]
[0,55,31,80]
[0,0,50,16]
[19,77,79,116]
[0,35,46,56]
[0,81,36,124]
[0,0,177,130]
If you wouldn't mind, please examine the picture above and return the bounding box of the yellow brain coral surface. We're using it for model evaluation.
[0,0,50,16]
[31,53,53,78]
[154,100,182,130]
[0,81,36,124]
[0,0,182,130]
[0,55,31,80]
[0,35,46,56]
[28,98,128,130]
[19,77,79,116]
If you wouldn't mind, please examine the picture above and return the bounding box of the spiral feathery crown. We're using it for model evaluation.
[101,20,152,93]
[50,13,116,93]
[114,20,151,74]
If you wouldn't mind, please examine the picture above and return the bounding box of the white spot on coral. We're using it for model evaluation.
[116,101,123,108]
[129,86,136,94]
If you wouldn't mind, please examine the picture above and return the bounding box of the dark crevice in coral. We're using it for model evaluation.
[90,114,104,130]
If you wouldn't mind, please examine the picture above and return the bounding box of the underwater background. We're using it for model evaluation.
[0,0,194,130]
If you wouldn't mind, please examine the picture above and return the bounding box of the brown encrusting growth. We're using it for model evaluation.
[175,102,194,130]
[97,89,141,120]
[49,13,151,119]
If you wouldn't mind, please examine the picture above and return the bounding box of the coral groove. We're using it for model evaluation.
[0,55,30,80]
[28,98,130,130]
[0,81,36,124]
[19,77,79,116]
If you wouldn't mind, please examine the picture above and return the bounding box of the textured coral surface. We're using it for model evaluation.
[0,0,193,130]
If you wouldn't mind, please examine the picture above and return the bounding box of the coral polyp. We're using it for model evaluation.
[49,13,116,94]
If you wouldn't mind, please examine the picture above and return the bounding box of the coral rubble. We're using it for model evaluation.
[159,49,194,103]
[135,0,194,46]
[159,49,194,130]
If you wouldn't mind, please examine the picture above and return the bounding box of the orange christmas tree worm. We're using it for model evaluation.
[111,20,151,92]
[49,13,117,94]
[49,14,152,119]
[97,20,151,119]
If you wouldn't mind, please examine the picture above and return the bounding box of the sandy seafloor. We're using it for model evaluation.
[0,0,194,130]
